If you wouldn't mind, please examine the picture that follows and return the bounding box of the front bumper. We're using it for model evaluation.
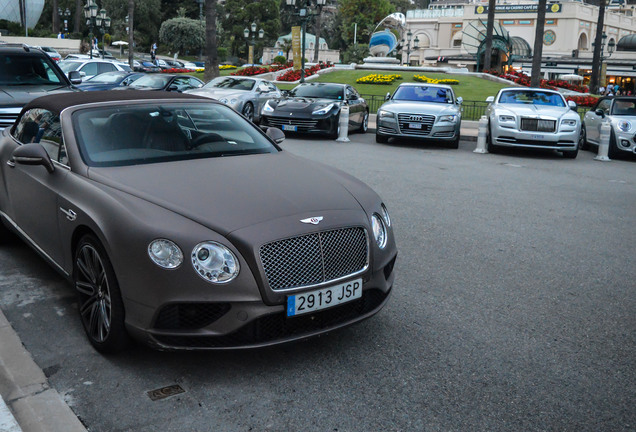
[261,112,338,136]
[491,122,579,150]
[376,116,459,141]
[613,128,636,153]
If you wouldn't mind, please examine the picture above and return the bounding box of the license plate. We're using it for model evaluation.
[286,279,362,317]
[531,134,544,139]
[282,125,297,132]
[409,123,422,129]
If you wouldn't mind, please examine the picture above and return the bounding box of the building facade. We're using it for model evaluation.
[0,0,44,30]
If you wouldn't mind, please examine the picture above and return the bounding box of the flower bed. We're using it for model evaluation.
[220,65,237,70]
[276,63,333,82]
[413,75,459,85]
[231,66,271,76]
[161,68,196,74]
[356,74,402,85]
[565,95,598,107]
[486,70,589,93]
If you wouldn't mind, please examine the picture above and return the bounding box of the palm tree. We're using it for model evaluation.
[589,0,607,94]
[280,37,293,60]
[204,0,219,81]
[127,0,134,68]
[482,0,496,71]
[530,0,548,87]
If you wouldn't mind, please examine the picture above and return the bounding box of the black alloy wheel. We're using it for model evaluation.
[329,117,341,139]
[242,102,254,123]
[359,111,369,133]
[74,234,129,353]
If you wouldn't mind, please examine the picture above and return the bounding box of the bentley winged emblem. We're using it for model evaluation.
[300,216,323,225]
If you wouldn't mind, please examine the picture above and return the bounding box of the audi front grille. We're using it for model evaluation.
[259,227,369,291]
[397,113,435,136]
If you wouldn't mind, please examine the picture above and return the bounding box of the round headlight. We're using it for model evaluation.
[219,98,228,104]
[618,120,632,132]
[148,239,183,269]
[191,241,240,283]
[371,214,387,249]
[380,203,391,227]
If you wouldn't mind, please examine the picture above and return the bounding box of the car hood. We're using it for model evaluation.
[495,103,571,119]
[87,152,369,235]
[380,100,459,115]
[270,97,340,112]
[0,85,75,108]
[186,88,247,99]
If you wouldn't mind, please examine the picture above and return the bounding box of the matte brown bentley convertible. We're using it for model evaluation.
[0,91,397,353]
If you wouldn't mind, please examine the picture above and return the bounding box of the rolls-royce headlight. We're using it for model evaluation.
[438,115,458,123]
[312,103,335,115]
[618,120,632,132]
[561,119,577,127]
[192,241,239,283]
[263,100,275,113]
[499,115,515,122]
[378,110,395,119]
[371,214,387,249]
[148,239,183,269]
[380,203,391,227]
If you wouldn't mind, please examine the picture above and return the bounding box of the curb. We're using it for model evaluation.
[0,310,86,432]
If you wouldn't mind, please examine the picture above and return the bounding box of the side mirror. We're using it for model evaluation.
[568,100,577,111]
[595,108,605,118]
[456,96,463,105]
[265,127,285,144]
[12,144,55,173]
[486,96,494,103]
[385,92,391,101]
[168,84,179,92]
[348,94,358,100]
[68,70,82,85]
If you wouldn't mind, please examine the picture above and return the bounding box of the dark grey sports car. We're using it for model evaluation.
[260,83,369,138]
[0,91,397,353]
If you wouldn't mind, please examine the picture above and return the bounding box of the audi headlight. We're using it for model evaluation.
[371,214,387,249]
[561,119,577,127]
[499,115,515,122]
[312,103,335,115]
[378,110,395,119]
[618,120,632,132]
[192,241,239,283]
[263,100,275,113]
[380,203,391,227]
[148,239,183,269]
[438,115,458,123]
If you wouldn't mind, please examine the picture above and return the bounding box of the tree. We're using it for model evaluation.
[530,0,548,87]
[204,0,219,81]
[52,0,60,34]
[159,17,205,56]
[103,0,162,51]
[342,43,369,64]
[128,0,134,68]
[280,37,293,60]
[220,0,280,59]
[589,0,607,94]
[483,0,496,71]
[338,0,393,46]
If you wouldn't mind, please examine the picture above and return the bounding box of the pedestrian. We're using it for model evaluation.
[57,32,62,39]
[614,83,619,93]
[599,85,605,95]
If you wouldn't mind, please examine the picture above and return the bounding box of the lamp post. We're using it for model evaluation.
[83,0,98,59]
[244,22,264,66]
[591,32,616,90]
[285,0,326,83]
[58,7,71,35]
[195,0,204,60]
[95,8,111,60]
[401,30,419,66]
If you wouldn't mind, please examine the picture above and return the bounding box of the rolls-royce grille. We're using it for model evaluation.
[264,117,319,130]
[260,227,368,291]
[520,118,556,132]
[397,113,435,136]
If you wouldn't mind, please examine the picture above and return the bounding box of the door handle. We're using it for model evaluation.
[59,207,77,221]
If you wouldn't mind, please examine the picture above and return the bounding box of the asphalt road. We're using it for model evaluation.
[1,134,634,431]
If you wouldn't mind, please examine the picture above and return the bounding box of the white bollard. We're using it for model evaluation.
[473,115,489,154]
[336,105,350,142]
[594,119,611,162]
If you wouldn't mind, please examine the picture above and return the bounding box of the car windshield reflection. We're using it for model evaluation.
[498,90,565,107]
[128,75,171,89]
[0,54,66,86]
[611,99,636,116]
[289,84,344,100]
[73,102,278,167]
[205,77,255,91]
[393,85,453,104]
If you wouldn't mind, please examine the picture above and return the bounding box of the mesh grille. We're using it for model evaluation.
[520,118,556,132]
[260,227,368,291]
[154,303,231,330]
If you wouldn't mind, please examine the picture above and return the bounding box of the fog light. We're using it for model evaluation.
[621,140,630,147]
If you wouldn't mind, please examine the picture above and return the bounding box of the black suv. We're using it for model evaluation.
[0,44,80,129]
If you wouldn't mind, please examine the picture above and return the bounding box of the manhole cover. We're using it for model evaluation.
[147,385,186,401]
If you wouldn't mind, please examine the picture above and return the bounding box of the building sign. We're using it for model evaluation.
[543,30,556,46]
[292,26,301,71]
[475,3,562,14]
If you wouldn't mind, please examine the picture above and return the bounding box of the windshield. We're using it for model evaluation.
[498,90,565,107]
[0,54,67,86]
[289,84,344,100]
[393,85,454,104]
[611,99,636,116]
[204,77,255,91]
[58,61,82,72]
[86,72,126,84]
[72,102,278,167]
[128,74,171,89]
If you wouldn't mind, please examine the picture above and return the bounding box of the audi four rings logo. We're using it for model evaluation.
[301,216,323,225]
[409,115,425,122]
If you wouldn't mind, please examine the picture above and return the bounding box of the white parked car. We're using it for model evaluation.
[582,96,636,158]
[58,58,132,81]
[485,87,582,158]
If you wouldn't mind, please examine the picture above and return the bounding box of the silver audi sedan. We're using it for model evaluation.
[485,87,582,158]
[376,83,462,148]
[185,76,281,123]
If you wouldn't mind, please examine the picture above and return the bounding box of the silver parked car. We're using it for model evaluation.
[376,83,462,148]
[582,96,636,158]
[185,76,281,123]
[485,87,582,158]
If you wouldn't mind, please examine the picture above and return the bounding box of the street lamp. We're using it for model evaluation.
[58,7,71,35]
[592,32,616,90]
[285,0,326,83]
[244,22,264,65]
[95,8,111,60]
[401,30,419,66]
[83,0,98,59]
[195,0,204,60]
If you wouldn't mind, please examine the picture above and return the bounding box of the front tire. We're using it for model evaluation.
[74,234,130,353]
[242,102,254,123]
[329,118,341,139]
[486,122,498,153]
[608,129,620,159]
[580,125,588,151]
[358,110,369,133]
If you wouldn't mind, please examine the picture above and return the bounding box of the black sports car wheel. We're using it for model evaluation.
[359,111,369,133]
[329,120,341,139]
[242,102,254,123]
[74,234,129,353]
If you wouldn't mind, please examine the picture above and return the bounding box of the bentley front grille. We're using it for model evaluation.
[520,118,556,133]
[260,227,368,291]
[397,113,435,136]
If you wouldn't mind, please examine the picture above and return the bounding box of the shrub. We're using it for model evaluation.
[413,75,459,85]
[219,65,237,70]
[273,55,287,65]
[356,74,402,85]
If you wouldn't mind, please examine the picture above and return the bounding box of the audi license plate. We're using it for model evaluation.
[287,279,362,317]
[409,123,422,129]
[282,125,297,132]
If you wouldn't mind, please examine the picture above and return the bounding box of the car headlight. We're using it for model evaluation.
[229,98,239,106]
[219,98,228,104]
[312,103,335,115]
[438,115,458,123]
[561,119,577,127]
[499,115,515,122]
[263,100,275,113]
[380,203,391,227]
[618,120,632,132]
[371,214,387,249]
[378,110,395,119]
[191,241,239,283]
[148,239,183,269]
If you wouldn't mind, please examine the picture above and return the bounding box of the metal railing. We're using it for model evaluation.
[361,94,592,121]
